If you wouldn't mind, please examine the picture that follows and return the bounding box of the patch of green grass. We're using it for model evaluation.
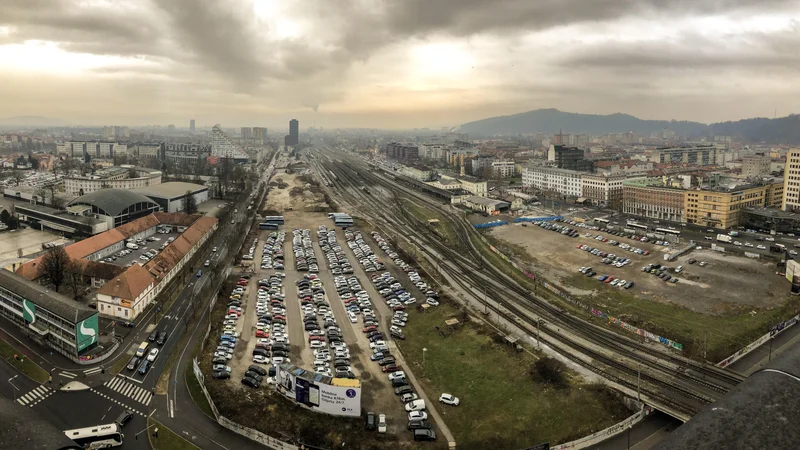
[148,418,200,450]
[0,339,49,384]
[399,198,460,248]
[184,359,215,419]
[109,354,130,376]
[563,274,800,361]
[397,303,630,449]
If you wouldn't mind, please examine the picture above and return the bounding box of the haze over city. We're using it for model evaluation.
[2,0,800,128]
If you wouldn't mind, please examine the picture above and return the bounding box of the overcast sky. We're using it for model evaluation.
[2,0,800,130]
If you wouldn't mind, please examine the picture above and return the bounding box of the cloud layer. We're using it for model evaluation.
[1,0,800,128]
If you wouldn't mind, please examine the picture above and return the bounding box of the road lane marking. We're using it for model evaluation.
[59,371,77,379]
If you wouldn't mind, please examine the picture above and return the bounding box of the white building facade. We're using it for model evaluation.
[491,161,516,178]
[522,165,583,197]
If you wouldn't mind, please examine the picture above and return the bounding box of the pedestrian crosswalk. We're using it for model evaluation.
[83,366,103,376]
[59,371,77,379]
[104,377,153,406]
[17,386,54,407]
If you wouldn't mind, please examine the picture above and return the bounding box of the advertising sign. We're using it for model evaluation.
[22,299,36,324]
[275,364,361,417]
[75,314,99,353]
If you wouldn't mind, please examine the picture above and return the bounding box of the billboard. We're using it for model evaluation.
[75,314,99,353]
[275,364,361,417]
[22,299,36,324]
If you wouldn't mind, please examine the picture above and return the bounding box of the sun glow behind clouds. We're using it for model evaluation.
[253,0,305,39]
[407,42,476,90]
[0,41,150,75]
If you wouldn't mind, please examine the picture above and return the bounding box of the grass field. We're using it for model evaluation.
[564,273,800,361]
[148,418,199,450]
[0,339,49,384]
[396,302,630,449]
[399,198,461,248]
[109,354,130,376]
[184,359,215,419]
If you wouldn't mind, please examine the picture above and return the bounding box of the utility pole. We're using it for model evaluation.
[769,335,774,361]
[536,318,541,349]
[704,330,708,360]
[637,363,641,401]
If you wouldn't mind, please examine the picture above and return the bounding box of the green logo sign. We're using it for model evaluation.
[22,299,35,324]
[75,314,98,352]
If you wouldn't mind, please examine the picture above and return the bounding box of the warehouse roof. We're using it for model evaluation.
[0,269,96,323]
[134,182,207,199]
[68,189,159,217]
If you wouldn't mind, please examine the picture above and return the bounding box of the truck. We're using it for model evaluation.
[716,234,733,243]
[126,243,139,250]
[771,244,786,253]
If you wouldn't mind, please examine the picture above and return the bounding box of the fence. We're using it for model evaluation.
[473,221,508,229]
[475,232,684,351]
[513,216,563,223]
[550,406,652,450]
[717,314,800,368]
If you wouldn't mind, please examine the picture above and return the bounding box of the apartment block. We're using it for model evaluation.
[783,148,800,212]
[491,161,516,178]
[522,165,583,198]
[742,153,771,178]
[623,179,686,223]
[652,145,717,166]
[581,174,629,209]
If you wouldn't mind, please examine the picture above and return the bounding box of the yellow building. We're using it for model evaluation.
[685,182,783,229]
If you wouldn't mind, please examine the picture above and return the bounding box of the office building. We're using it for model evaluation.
[14,203,109,237]
[457,175,489,197]
[782,148,800,212]
[685,181,783,229]
[163,143,211,165]
[547,145,594,171]
[491,161,516,178]
[190,119,195,133]
[652,145,717,166]
[400,166,436,182]
[623,178,686,223]
[581,174,628,209]
[741,153,771,178]
[522,165,584,198]
[0,270,99,360]
[288,119,299,146]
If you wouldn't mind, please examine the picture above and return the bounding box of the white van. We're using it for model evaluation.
[405,399,426,412]
[126,243,139,250]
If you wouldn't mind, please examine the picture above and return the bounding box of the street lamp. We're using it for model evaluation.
[422,348,427,376]
[8,375,19,402]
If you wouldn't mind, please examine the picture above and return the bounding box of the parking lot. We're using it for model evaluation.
[103,228,182,268]
[201,209,448,442]
[490,219,787,314]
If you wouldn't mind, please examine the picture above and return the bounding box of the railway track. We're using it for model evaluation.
[309,149,742,419]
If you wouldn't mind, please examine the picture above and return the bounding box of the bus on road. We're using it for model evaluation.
[655,227,681,236]
[259,223,279,230]
[64,423,123,449]
[627,222,648,231]
[594,218,610,225]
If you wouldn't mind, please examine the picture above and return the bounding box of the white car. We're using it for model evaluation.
[377,414,387,433]
[212,247,218,252]
[388,371,405,381]
[408,411,428,421]
[147,348,159,362]
[426,298,439,306]
[214,351,233,360]
[309,341,325,349]
[253,355,269,364]
[439,393,460,406]
[757,245,767,250]
[272,357,289,365]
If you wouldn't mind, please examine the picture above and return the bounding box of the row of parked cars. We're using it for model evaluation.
[293,229,318,273]
[301,271,354,379]
[371,231,440,302]
[319,226,354,275]
[210,276,248,380]
[535,221,580,237]
[642,263,680,284]
[345,230,385,273]
[587,234,652,255]
[577,244,633,268]
[246,270,290,387]
[261,231,286,270]
[579,267,635,289]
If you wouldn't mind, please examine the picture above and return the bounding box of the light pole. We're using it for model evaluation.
[637,363,641,401]
[422,348,427,376]
[8,375,19,402]
[627,424,632,450]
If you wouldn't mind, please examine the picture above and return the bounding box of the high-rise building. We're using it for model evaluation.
[241,127,253,140]
[289,119,299,146]
[252,127,267,144]
[782,148,800,211]
[190,119,195,133]
[547,145,593,171]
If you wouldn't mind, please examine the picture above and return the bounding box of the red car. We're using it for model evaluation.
[604,277,615,284]
[381,364,399,373]
[256,330,267,338]
[227,310,241,316]
[308,336,324,342]
[273,315,286,321]
[392,305,406,311]
[576,244,583,248]
[363,325,377,333]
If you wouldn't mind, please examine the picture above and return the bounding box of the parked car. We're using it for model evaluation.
[439,393,460,406]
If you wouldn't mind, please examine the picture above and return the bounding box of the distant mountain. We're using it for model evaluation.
[459,108,708,136]
[709,114,800,144]
[0,116,70,127]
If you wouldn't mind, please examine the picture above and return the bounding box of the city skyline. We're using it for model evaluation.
[2,1,800,129]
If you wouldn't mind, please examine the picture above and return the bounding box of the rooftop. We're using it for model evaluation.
[0,269,97,323]
[68,189,160,217]
[744,208,800,220]
[464,196,509,207]
[134,181,208,199]
[457,175,485,183]
[14,203,105,227]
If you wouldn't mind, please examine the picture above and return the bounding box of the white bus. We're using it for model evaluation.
[64,423,123,449]
[655,227,681,236]
[594,218,610,225]
[627,222,648,231]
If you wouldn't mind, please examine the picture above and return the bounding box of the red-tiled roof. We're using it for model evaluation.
[96,264,154,300]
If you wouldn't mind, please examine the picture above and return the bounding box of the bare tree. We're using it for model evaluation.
[182,191,198,214]
[67,270,83,300]
[41,246,70,293]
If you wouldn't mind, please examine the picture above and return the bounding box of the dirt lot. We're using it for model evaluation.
[490,223,786,315]
[264,171,328,213]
